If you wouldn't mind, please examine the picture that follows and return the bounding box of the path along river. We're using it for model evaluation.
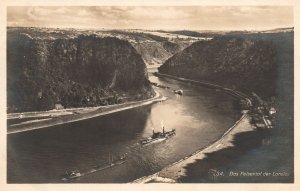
[7,69,242,183]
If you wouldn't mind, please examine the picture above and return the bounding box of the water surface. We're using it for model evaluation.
[7,70,241,183]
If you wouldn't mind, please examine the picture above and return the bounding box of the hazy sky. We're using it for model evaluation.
[7,6,293,30]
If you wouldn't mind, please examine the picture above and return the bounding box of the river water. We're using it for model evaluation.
[7,69,241,183]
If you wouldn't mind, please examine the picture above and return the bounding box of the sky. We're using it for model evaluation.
[7,6,293,30]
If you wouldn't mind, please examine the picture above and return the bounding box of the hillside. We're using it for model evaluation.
[7,28,154,112]
[102,30,198,66]
[159,37,277,97]
[6,28,209,68]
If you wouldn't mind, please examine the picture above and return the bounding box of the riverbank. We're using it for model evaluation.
[7,91,167,134]
[133,72,292,183]
[132,113,251,183]
[154,72,250,100]
[132,72,254,183]
[134,110,293,183]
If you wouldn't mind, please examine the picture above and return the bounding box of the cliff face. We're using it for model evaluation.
[132,41,176,65]
[104,30,193,66]
[159,37,277,97]
[7,28,154,112]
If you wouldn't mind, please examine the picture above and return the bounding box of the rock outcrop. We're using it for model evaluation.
[7,28,154,112]
[105,30,193,66]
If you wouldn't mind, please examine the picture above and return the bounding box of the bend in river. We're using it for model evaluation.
[7,69,242,183]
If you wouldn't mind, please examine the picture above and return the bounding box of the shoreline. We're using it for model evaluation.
[154,72,250,100]
[9,72,255,183]
[132,72,252,183]
[7,91,167,134]
[132,113,251,183]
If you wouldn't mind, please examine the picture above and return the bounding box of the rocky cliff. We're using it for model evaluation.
[159,36,278,97]
[7,28,154,112]
[104,30,193,66]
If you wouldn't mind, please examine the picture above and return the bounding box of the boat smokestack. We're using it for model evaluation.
[161,121,165,134]
[152,128,155,135]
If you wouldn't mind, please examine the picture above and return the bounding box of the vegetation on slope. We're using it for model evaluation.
[105,30,193,65]
[159,37,277,97]
[7,28,154,112]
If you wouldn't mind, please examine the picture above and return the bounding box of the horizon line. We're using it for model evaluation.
[7,26,294,32]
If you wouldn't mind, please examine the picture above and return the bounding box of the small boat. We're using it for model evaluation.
[173,89,183,95]
[140,122,176,145]
[61,154,126,181]
[61,170,82,181]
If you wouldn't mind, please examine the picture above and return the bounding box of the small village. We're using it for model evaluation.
[240,92,276,130]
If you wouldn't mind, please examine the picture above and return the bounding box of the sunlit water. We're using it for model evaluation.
[7,70,241,183]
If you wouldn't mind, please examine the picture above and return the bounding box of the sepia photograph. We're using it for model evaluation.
[1,0,298,190]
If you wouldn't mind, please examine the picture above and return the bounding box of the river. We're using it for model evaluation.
[7,69,241,183]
